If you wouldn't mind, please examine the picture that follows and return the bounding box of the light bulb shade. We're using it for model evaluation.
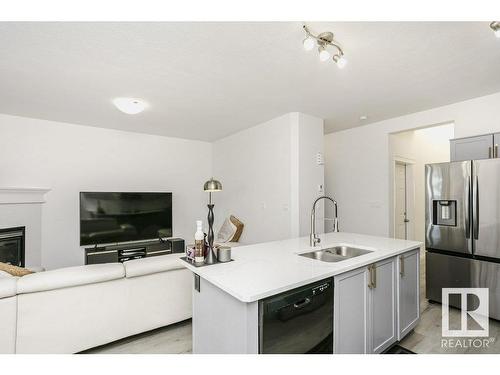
[334,55,347,68]
[319,48,331,62]
[303,37,315,51]
[113,97,147,114]
[204,178,222,192]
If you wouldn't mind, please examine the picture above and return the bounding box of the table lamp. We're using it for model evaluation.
[203,177,222,264]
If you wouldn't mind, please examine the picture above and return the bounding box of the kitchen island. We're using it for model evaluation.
[181,232,421,354]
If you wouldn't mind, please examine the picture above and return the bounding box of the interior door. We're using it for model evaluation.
[473,159,500,259]
[425,161,472,254]
[395,163,407,240]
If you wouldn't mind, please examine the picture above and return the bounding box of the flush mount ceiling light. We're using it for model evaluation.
[112,97,148,114]
[491,21,500,38]
[302,24,347,68]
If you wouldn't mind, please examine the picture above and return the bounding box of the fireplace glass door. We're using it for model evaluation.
[0,228,25,267]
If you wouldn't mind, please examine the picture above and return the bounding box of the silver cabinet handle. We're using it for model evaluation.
[400,256,405,277]
[495,144,499,158]
[368,264,377,289]
[368,265,373,289]
[489,146,492,158]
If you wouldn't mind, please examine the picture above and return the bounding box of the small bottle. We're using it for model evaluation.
[194,220,204,263]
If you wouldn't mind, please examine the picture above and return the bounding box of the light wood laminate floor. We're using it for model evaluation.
[82,319,192,354]
[86,253,500,354]
[398,251,500,354]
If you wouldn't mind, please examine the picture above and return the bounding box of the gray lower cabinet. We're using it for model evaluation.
[397,249,420,340]
[369,257,397,354]
[334,248,419,354]
[333,257,396,353]
[450,134,493,161]
[333,266,369,353]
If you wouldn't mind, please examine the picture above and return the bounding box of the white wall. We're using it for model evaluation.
[325,91,500,238]
[389,124,454,243]
[0,113,212,269]
[296,113,325,237]
[213,112,324,244]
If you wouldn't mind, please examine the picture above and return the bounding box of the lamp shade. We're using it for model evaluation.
[204,178,222,192]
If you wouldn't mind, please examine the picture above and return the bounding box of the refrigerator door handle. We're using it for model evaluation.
[465,176,471,239]
[473,175,479,240]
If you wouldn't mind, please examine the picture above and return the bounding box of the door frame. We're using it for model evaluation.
[392,157,416,240]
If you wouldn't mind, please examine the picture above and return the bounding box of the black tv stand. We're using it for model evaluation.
[84,238,183,265]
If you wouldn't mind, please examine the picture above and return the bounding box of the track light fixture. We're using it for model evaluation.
[302,24,347,68]
[491,21,500,38]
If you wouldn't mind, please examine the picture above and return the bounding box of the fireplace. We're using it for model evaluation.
[0,227,25,267]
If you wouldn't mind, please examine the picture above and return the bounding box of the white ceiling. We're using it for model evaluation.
[1,22,499,141]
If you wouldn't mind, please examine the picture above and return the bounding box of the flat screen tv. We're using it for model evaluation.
[80,192,172,246]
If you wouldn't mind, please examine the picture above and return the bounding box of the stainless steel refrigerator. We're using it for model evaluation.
[425,159,500,320]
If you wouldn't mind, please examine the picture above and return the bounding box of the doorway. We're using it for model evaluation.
[394,160,414,240]
[389,122,454,242]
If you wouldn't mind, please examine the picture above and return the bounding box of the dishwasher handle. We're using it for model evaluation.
[293,297,312,309]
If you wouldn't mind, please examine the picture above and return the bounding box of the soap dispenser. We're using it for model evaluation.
[194,220,205,263]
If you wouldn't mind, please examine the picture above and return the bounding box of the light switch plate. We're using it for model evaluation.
[316,152,324,165]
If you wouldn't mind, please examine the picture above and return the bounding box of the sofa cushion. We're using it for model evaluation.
[0,270,13,278]
[0,277,17,299]
[17,263,125,294]
[124,254,185,278]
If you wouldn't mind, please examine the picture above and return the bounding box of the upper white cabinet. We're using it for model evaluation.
[397,249,420,340]
[449,133,500,161]
[494,133,500,158]
[450,134,494,161]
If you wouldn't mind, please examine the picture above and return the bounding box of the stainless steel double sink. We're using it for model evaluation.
[299,245,373,263]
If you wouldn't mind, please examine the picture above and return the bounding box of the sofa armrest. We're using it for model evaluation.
[0,277,17,299]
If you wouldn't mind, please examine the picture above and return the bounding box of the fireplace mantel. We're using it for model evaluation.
[0,188,51,205]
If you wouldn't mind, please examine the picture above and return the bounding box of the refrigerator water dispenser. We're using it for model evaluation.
[432,200,457,226]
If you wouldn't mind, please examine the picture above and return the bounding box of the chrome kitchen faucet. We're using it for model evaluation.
[310,195,339,247]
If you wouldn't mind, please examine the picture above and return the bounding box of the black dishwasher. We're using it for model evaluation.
[259,278,333,354]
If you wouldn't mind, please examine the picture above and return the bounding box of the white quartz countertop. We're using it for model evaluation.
[180,232,422,303]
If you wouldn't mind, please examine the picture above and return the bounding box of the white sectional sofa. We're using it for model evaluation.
[0,254,192,354]
[0,271,17,354]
